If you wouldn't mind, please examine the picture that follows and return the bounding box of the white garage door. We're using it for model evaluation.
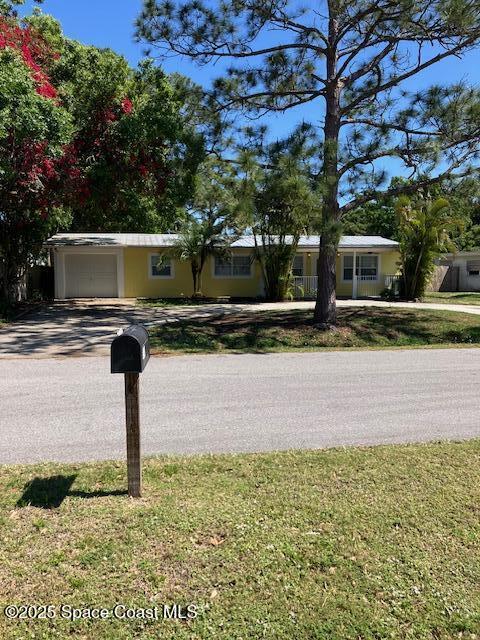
[65,254,118,298]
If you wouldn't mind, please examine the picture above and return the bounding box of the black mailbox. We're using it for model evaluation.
[111,324,150,374]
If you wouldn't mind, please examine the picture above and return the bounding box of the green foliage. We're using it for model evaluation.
[0,50,70,145]
[174,159,236,296]
[174,219,227,297]
[1,9,205,306]
[343,175,480,252]
[342,201,398,239]
[438,177,480,250]
[254,167,321,302]
[0,0,33,16]
[0,48,71,304]
[235,141,322,301]
[49,37,204,232]
[396,195,461,299]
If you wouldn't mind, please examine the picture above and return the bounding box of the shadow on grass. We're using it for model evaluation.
[150,307,480,353]
[17,475,127,509]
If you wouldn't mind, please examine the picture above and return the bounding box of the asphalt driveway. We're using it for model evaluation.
[2,297,480,358]
[1,348,480,464]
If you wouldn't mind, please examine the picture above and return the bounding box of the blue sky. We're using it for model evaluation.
[21,0,480,182]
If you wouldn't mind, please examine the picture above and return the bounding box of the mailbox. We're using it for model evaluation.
[111,324,150,374]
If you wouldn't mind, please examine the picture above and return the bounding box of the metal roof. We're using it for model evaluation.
[46,233,398,249]
[230,235,398,249]
[45,233,180,247]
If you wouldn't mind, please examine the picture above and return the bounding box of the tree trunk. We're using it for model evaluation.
[196,268,203,296]
[0,254,27,308]
[314,232,337,326]
[191,264,200,297]
[191,256,205,298]
[314,9,340,328]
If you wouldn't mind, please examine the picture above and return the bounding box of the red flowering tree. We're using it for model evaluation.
[51,40,204,233]
[0,14,73,305]
[0,11,203,305]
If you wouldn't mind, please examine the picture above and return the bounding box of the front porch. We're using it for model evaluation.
[292,274,400,300]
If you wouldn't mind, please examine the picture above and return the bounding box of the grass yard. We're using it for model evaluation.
[0,441,479,639]
[422,292,480,306]
[149,307,480,354]
[138,297,236,308]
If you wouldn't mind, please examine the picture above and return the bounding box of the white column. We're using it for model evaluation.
[117,248,125,298]
[352,250,358,300]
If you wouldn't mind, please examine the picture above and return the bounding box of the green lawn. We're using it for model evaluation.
[149,307,480,354]
[0,441,479,639]
[422,292,480,306]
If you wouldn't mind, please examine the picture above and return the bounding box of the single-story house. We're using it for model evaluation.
[45,233,400,300]
[431,251,480,292]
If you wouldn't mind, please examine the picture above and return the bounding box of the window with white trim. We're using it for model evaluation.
[214,255,251,277]
[343,254,378,281]
[149,254,172,277]
[292,254,304,276]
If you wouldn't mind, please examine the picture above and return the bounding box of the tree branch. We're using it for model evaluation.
[341,165,480,214]
[151,34,325,60]
[340,117,440,136]
[338,147,403,177]
[342,34,480,114]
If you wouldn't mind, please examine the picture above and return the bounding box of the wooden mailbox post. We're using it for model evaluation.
[111,325,150,498]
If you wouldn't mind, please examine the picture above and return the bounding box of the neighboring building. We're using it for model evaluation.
[45,233,400,300]
[431,251,480,292]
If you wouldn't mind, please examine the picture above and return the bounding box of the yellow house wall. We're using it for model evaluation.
[124,246,400,298]
[304,250,400,297]
[123,247,263,298]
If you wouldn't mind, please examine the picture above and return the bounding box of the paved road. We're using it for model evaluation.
[2,298,480,358]
[1,349,480,464]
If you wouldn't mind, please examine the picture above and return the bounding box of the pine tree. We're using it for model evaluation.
[137,0,480,326]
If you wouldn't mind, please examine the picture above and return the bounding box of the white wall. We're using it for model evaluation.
[451,256,480,292]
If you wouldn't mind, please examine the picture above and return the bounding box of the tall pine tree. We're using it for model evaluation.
[137,0,480,326]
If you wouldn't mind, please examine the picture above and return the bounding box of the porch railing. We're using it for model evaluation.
[384,274,400,287]
[292,274,401,299]
[292,276,318,299]
[384,274,401,294]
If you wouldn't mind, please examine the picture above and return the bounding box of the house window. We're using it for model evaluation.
[343,255,354,281]
[359,255,378,280]
[292,254,304,276]
[149,254,172,278]
[343,255,378,281]
[214,255,251,277]
[467,261,480,276]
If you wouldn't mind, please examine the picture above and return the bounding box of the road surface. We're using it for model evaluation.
[1,348,480,464]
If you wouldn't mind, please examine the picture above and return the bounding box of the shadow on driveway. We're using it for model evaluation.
[0,301,142,358]
[0,299,236,358]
